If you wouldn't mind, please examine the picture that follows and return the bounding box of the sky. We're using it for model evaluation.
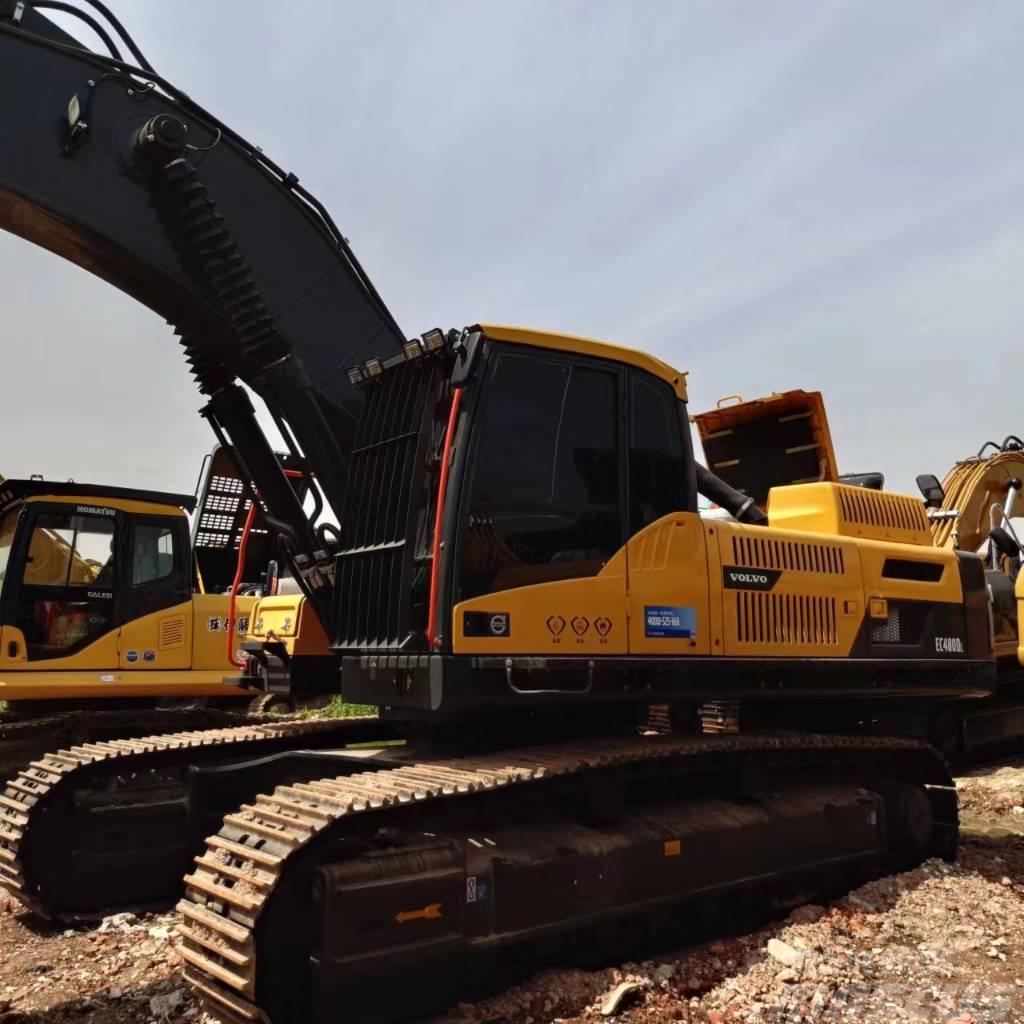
[2,0,1024,500]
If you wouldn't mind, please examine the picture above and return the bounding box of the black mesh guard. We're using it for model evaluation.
[332,358,451,650]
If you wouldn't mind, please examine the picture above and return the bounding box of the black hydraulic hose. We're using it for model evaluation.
[31,0,121,59]
[696,464,767,525]
[0,17,404,343]
[65,0,154,70]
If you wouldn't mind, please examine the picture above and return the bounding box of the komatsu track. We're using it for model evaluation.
[0,705,270,784]
[176,732,956,1024]
[0,715,396,919]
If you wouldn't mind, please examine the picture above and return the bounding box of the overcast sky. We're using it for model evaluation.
[3,0,1023,501]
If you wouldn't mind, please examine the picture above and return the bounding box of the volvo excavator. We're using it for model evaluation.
[0,5,1008,1023]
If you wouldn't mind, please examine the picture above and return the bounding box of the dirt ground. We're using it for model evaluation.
[2,762,1024,1024]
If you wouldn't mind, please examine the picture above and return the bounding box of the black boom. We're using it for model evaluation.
[0,2,405,612]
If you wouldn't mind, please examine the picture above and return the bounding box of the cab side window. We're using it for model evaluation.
[131,522,177,585]
[460,351,622,601]
[630,373,687,531]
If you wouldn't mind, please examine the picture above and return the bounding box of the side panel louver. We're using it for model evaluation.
[731,535,844,575]
[158,616,187,650]
[838,487,929,535]
[735,592,839,647]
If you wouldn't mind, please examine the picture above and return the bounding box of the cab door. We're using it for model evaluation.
[1,503,121,669]
[117,514,193,670]
[625,371,712,656]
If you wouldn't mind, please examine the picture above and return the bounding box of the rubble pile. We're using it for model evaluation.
[432,839,1024,1024]
[0,898,199,1024]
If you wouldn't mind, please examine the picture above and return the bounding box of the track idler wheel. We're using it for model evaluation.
[877,781,933,866]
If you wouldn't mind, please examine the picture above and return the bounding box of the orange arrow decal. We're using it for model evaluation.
[395,902,443,924]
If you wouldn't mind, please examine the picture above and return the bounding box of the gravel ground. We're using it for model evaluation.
[2,762,1024,1024]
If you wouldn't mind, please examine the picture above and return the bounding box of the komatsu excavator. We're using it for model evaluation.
[0,445,335,779]
[0,459,265,779]
[0,6,1006,1023]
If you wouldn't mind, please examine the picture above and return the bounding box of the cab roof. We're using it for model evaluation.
[478,324,688,401]
[0,479,197,515]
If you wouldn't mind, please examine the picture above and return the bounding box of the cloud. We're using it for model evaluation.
[3,0,1023,500]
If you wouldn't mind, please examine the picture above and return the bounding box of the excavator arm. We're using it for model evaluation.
[930,441,1024,555]
[0,2,405,620]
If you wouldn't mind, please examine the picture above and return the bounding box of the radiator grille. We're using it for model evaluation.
[158,616,187,650]
[334,360,439,650]
[870,605,928,645]
[838,486,929,534]
[731,535,844,574]
[735,591,838,647]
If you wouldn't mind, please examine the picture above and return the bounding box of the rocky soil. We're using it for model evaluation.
[2,762,1024,1024]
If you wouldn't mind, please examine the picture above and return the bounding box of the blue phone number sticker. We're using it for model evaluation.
[644,605,697,639]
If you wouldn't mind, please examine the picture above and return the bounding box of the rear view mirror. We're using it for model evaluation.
[990,526,1021,560]
[916,474,945,509]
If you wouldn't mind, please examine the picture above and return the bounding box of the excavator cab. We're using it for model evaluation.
[0,477,256,702]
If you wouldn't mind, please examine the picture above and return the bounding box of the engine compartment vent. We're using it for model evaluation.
[838,487,929,536]
[731,535,844,575]
[870,604,928,646]
[735,592,838,647]
[159,616,187,650]
[766,482,932,546]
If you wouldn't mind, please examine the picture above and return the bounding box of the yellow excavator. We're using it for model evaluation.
[0,476,253,704]
[0,7,1010,1023]
[0,449,276,777]
[694,392,1024,760]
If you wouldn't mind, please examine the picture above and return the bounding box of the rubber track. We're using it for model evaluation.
[176,732,946,1024]
[0,718,375,912]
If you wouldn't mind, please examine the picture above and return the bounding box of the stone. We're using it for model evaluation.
[600,981,644,1016]
[788,905,826,926]
[766,939,805,971]
[149,989,184,1018]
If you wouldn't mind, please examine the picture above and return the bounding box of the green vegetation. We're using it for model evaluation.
[295,695,376,719]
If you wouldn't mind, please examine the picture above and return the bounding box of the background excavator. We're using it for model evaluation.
[693,391,1024,760]
[0,449,266,778]
[0,443,339,779]
[0,5,1010,1024]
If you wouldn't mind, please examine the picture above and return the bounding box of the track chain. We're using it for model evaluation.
[0,718,372,908]
[176,731,947,1024]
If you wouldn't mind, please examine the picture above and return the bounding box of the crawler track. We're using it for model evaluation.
[0,706,276,784]
[0,716,394,919]
[177,732,956,1024]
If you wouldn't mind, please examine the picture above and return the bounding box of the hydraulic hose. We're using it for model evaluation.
[696,464,767,525]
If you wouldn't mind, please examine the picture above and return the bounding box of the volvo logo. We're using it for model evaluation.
[489,614,508,636]
[721,566,782,591]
